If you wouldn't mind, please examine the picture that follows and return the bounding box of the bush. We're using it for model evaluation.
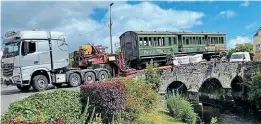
[2,117,64,124]
[1,90,82,124]
[249,70,261,109]
[166,94,197,124]
[80,81,126,123]
[144,64,162,92]
[110,78,160,123]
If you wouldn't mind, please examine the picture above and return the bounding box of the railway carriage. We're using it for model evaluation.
[119,31,227,69]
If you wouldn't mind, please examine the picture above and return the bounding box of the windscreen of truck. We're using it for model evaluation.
[230,54,244,59]
[2,42,20,58]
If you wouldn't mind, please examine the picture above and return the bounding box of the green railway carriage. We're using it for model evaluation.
[119,31,227,69]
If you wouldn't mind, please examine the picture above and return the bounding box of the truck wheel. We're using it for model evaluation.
[32,75,49,91]
[98,71,108,81]
[84,72,95,83]
[17,85,31,92]
[68,73,81,87]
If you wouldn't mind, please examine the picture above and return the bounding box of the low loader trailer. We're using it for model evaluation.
[1,30,171,91]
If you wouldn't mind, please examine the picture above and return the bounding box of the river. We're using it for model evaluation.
[201,104,261,124]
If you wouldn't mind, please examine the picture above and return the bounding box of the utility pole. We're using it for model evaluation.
[109,3,114,54]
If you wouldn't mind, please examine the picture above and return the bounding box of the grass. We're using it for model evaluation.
[138,98,184,124]
[152,108,185,124]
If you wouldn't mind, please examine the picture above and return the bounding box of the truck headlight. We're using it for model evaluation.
[12,76,20,81]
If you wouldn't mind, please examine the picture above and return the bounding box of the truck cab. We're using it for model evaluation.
[1,30,111,92]
[1,30,70,91]
[229,52,251,62]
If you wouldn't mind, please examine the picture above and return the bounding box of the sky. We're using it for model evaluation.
[1,0,261,52]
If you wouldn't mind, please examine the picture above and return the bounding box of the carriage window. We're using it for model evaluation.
[153,37,158,46]
[168,37,172,46]
[220,37,224,44]
[215,37,219,44]
[162,37,165,46]
[211,37,214,44]
[173,37,177,45]
[148,37,152,46]
[139,37,143,46]
[199,37,202,44]
[143,37,148,46]
[186,38,189,45]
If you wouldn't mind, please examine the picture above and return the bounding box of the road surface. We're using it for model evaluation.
[1,84,80,115]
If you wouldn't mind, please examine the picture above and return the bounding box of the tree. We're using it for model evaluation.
[144,63,162,92]
[115,47,121,54]
[227,43,253,58]
[249,69,261,109]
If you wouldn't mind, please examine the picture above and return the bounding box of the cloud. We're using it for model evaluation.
[1,1,205,52]
[228,36,251,48]
[245,22,257,30]
[218,10,236,18]
[240,1,249,7]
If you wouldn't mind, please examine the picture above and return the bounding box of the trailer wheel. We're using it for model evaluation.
[84,72,95,83]
[98,71,108,81]
[32,75,49,91]
[68,73,81,87]
[17,85,31,92]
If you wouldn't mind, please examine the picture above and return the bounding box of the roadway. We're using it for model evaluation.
[1,84,80,115]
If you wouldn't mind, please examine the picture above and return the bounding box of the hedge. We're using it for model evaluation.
[110,78,160,123]
[1,90,82,124]
[1,117,64,124]
[80,81,126,123]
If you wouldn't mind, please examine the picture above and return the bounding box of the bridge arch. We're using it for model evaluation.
[167,81,188,95]
[199,78,224,100]
[199,78,223,93]
[231,76,249,100]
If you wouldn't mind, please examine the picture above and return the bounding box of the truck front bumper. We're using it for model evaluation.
[1,75,22,86]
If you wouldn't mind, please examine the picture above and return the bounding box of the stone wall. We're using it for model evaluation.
[132,61,261,94]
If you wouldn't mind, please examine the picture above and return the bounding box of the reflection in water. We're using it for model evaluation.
[201,105,261,124]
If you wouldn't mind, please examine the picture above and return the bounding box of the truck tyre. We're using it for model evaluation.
[98,71,108,81]
[84,72,95,83]
[32,75,49,91]
[68,73,81,87]
[17,85,31,92]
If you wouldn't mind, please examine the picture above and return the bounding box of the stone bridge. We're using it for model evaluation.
[134,61,261,104]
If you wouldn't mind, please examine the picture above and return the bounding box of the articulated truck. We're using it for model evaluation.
[0,30,139,91]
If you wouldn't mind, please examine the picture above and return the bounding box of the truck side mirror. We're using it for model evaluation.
[22,42,29,56]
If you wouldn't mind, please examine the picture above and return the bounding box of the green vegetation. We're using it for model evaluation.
[228,43,253,57]
[80,82,126,123]
[115,47,121,54]
[166,94,197,124]
[2,65,195,124]
[211,117,218,124]
[1,90,83,124]
[111,77,160,123]
[249,69,261,109]
[144,63,162,92]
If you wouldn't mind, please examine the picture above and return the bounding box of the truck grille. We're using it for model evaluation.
[2,63,14,77]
